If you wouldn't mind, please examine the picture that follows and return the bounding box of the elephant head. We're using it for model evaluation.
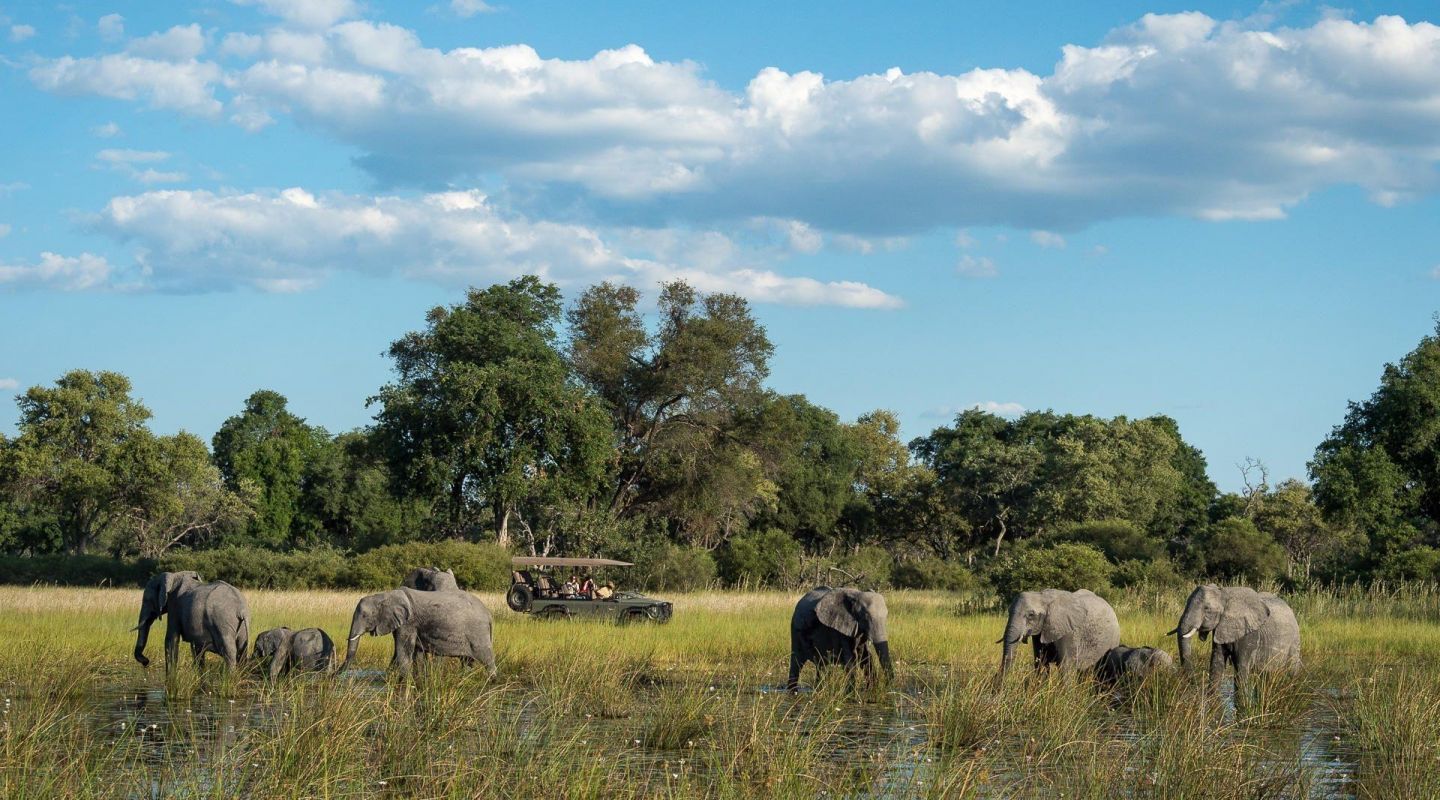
[1171,584,1271,668]
[402,567,459,592]
[133,571,200,667]
[817,588,893,679]
[253,627,291,661]
[998,589,1085,675]
[341,590,414,670]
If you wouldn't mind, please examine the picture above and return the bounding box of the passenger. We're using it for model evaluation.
[596,581,615,600]
[562,574,580,597]
[580,574,597,599]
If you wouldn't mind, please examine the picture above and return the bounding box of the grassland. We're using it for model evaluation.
[2,585,1439,798]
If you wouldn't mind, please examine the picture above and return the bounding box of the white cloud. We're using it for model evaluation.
[0,223,10,238]
[1088,244,1109,257]
[27,13,1440,237]
[233,0,358,29]
[96,150,188,185]
[90,187,901,307]
[1030,230,1065,249]
[127,24,206,61]
[9,24,35,42]
[0,378,18,391]
[955,230,975,249]
[0,182,30,196]
[957,254,997,278]
[97,14,124,42]
[451,0,496,17]
[97,149,170,164]
[92,121,122,137]
[0,252,112,291]
[1430,264,1440,280]
[970,401,1026,417]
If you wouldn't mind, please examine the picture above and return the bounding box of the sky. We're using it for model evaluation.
[1,0,1439,492]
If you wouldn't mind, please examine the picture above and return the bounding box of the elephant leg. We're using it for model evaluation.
[1234,649,1253,707]
[856,641,875,688]
[475,644,497,678]
[164,618,182,673]
[787,630,807,691]
[1208,643,1226,693]
[391,629,418,678]
[218,635,240,670]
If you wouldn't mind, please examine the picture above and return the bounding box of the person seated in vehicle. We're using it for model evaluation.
[562,573,580,597]
[595,581,615,600]
[580,574,597,599]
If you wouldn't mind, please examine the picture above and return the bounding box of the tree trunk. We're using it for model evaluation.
[496,504,511,549]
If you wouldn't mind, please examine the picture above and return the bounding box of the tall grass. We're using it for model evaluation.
[1,585,1438,797]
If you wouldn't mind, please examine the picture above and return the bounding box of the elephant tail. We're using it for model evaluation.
[236,614,250,661]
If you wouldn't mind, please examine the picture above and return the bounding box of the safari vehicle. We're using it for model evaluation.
[506,556,674,623]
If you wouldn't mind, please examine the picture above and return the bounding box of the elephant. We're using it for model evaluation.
[402,566,459,592]
[253,627,335,679]
[133,571,250,671]
[998,589,1120,676]
[787,586,893,691]
[341,587,496,678]
[1095,645,1174,687]
[1171,585,1300,694]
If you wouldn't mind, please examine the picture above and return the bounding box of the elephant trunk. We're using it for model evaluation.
[133,608,157,667]
[998,614,1024,676]
[872,640,893,679]
[1175,603,1204,668]
[340,612,365,672]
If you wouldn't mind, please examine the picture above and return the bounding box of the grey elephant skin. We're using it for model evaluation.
[402,566,459,592]
[341,587,496,678]
[1173,585,1300,692]
[787,586,893,691]
[1096,645,1174,687]
[133,571,250,671]
[254,627,335,679]
[998,589,1120,675]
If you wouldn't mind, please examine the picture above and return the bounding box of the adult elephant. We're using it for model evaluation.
[254,627,335,679]
[340,587,496,678]
[787,586,893,691]
[133,571,250,671]
[402,567,459,592]
[1170,585,1300,693]
[997,589,1120,676]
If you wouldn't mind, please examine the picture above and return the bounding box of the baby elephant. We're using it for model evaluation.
[1095,645,1174,686]
[253,627,335,679]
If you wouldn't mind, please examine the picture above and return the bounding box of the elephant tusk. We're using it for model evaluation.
[348,634,363,642]
[1180,628,1198,639]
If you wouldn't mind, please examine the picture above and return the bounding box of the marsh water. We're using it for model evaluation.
[66,666,1361,799]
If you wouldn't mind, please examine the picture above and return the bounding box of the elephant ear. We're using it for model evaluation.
[816,590,860,638]
[373,592,414,636]
[1214,587,1270,644]
[1040,592,1085,645]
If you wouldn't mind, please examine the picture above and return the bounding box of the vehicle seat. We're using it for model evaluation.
[535,574,557,598]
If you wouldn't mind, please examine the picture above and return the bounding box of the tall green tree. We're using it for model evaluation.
[112,432,252,558]
[212,390,328,549]
[372,277,613,546]
[566,281,773,524]
[0,370,153,554]
[298,431,433,551]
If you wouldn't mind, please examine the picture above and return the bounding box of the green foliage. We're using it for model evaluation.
[212,390,328,549]
[0,553,154,586]
[298,431,432,551]
[160,546,349,590]
[835,545,893,588]
[344,541,513,591]
[1051,519,1164,563]
[890,557,976,591]
[637,545,717,591]
[987,542,1114,601]
[1195,516,1289,583]
[1111,557,1186,590]
[715,528,802,588]
[1376,546,1440,583]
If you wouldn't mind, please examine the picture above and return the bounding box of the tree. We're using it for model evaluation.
[212,390,328,548]
[113,432,252,558]
[0,371,153,554]
[747,394,864,549]
[566,281,773,522]
[1195,517,1288,583]
[299,431,433,551]
[372,277,613,546]
[1251,479,1348,581]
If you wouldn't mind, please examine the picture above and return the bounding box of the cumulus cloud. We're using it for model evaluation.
[92,121,122,137]
[98,14,124,42]
[957,254,997,278]
[32,12,1440,234]
[0,223,10,237]
[0,252,112,291]
[971,401,1026,417]
[126,24,206,61]
[96,149,188,184]
[1030,230,1065,248]
[88,187,901,307]
[0,378,19,391]
[451,0,496,17]
[10,24,35,42]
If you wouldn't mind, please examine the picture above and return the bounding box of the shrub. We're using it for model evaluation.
[0,554,155,587]
[638,545,717,591]
[1111,557,1186,590]
[987,542,1114,602]
[1376,546,1440,583]
[344,541,512,591]
[836,545,893,589]
[160,546,348,590]
[890,557,976,591]
[715,529,803,588]
[1052,519,1164,563]
[1195,517,1289,583]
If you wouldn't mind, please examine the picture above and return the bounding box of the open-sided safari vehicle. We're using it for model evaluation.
[506,556,674,623]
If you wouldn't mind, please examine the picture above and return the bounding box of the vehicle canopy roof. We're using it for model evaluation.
[511,556,634,568]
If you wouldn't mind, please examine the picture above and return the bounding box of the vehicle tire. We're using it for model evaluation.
[618,607,647,625]
[538,605,568,621]
[506,584,534,613]
[643,605,668,623]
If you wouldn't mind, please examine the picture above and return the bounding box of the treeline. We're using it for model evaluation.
[1,276,1437,592]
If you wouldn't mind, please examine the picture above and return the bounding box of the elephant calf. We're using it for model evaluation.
[998,588,1120,676]
[787,586,893,691]
[1095,645,1174,687]
[254,627,335,679]
[1171,584,1300,694]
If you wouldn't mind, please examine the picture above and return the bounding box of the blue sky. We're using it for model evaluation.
[2,0,1439,491]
